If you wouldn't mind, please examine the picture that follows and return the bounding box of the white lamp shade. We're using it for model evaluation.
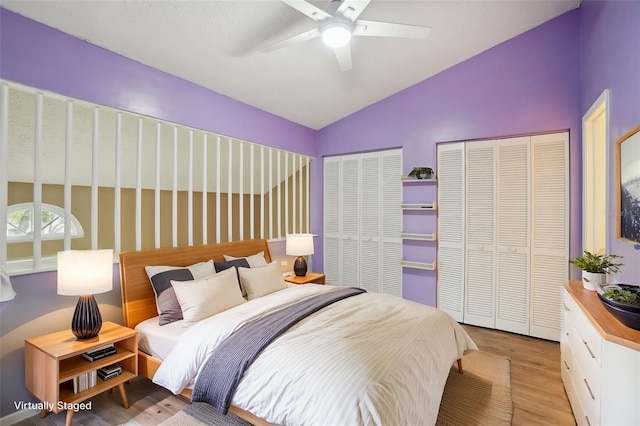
[286,234,315,256]
[57,249,113,296]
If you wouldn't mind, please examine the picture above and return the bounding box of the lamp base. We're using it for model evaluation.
[71,295,103,340]
[293,256,308,276]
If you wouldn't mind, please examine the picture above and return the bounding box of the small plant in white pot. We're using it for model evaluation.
[572,251,624,291]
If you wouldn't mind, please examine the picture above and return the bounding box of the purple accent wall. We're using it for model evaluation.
[0,8,313,418]
[0,9,316,155]
[316,10,582,305]
[579,0,640,285]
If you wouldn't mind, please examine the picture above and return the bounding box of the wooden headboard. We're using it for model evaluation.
[119,239,272,329]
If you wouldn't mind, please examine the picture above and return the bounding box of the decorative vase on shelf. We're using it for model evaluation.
[407,167,434,180]
[582,271,605,291]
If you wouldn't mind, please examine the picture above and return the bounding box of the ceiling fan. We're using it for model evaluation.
[260,0,431,72]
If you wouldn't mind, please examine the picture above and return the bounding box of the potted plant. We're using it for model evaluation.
[572,251,624,291]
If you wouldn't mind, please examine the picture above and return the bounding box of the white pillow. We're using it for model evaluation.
[238,261,288,300]
[144,260,215,325]
[171,267,246,324]
[223,251,268,268]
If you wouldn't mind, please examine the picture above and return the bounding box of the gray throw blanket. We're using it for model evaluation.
[191,287,366,414]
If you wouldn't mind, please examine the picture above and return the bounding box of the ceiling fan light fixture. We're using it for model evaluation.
[322,22,352,48]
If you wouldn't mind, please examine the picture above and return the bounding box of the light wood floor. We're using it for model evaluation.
[462,325,575,426]
[14,325,575,426]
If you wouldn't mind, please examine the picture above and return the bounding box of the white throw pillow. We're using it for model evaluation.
[171,267,246,324]
[223,251,268,268]
[238,261,288,300]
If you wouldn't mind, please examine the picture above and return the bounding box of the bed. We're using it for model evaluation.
[120,239,477,426]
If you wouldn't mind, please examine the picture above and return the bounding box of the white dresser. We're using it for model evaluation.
[561,281,640,426]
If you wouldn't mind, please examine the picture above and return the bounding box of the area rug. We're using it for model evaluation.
[158,351,512,426]
[436,351,513,425]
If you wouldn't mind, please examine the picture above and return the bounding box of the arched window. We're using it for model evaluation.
[6,203,84,243]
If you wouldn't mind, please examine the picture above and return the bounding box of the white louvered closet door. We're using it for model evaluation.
[437,143,466,321]
[360,152,382,294]
[530,132,569,341]
[380,149,402,297]
[495,137,531,335]
[323,156,341,285]
[340,155,361,287]
[464,140,497,328]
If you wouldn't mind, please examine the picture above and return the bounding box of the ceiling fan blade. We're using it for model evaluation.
[336,0,371,21]
[260,28,321,52]
[281,0,331,22]
[354,20,431,39]
[334,44,353,72]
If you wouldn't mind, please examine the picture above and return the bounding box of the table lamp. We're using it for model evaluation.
[286,234,314,276]
[57,249,113,339]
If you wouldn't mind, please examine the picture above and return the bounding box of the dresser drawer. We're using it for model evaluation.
[572,301,602,366]
[563,289,576,316]
[562,320,574,355]
[575,369,600,425]
[574,326,602,397]
[571,389,589,426]
[562,291,575,355]
[560,337,573,379]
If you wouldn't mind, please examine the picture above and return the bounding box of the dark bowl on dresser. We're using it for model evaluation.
[597,284,640,331]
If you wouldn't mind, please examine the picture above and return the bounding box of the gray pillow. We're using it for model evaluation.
[223,251,268,268]
[214,258,250,296]
[145,260,215,325]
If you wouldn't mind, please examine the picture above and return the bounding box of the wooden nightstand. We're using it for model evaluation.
[24,321,138,426]
[284,272,326,285]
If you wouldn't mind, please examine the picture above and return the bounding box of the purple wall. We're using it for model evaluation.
[0,8,314,419]
[0,9,316,155]
[579,0,640,285]
[316,10,582,305]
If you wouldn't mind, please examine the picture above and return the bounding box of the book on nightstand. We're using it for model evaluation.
[97,364,122,381]
[73,370,97,393]
[82,344,117,362]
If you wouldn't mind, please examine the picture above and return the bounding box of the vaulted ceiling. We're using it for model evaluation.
[2,0,580,130]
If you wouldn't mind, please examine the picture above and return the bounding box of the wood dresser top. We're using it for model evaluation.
[565,280,640,352]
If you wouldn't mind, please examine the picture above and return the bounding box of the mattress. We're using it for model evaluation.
[135,316,186,361]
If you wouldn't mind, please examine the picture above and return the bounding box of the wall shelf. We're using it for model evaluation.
[401,259,437,270]
[401,177,437,184]
[402,173,437,276]
[401,202,437,211]
[401,232,437,241]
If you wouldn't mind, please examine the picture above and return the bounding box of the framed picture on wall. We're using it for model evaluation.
[617,125,640,244]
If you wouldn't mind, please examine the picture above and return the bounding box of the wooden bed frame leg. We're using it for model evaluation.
[457,358,463,374]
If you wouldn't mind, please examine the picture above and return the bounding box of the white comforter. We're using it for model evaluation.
[154,284,477,426]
